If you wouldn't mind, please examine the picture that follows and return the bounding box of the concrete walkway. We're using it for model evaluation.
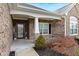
[16,48,39,56]
[10,39,39,56]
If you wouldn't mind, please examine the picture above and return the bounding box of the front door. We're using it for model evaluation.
[17,23,25,39]
[13,20,29,39]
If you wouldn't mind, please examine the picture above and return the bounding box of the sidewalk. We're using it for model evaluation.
[16,48,39,56]
[10,39,39,56]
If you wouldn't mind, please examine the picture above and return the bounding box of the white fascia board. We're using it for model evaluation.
[37,15,61,19]
[10,9,61,20]
[10,10,35,17]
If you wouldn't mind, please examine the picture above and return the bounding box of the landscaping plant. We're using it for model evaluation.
[35,35,46,49]
[47,36,78,55]
[75,36,79,44]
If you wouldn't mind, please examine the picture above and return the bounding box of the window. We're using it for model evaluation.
[70,16,78,35]
[39,23,49,34]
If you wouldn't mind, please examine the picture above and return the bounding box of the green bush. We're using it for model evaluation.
[75,48,79,56]
[35,35,46,49]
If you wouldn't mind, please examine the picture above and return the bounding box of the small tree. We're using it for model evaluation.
[35,35,46,49]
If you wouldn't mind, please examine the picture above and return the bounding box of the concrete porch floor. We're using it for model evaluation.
[10,39,39,56]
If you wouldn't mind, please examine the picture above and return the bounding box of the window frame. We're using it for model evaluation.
[39,22,50,35]
[69,16,78,36]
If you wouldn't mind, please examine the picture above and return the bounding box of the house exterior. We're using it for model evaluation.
[0,3,79,56]
[55,3,79,37]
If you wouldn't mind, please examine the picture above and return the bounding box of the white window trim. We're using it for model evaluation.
[39,22,50,35]
[69,16,78,36]
[70,34,78,36]
[70,28,78,36]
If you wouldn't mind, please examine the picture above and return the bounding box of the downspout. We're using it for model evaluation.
[62,15,67,37]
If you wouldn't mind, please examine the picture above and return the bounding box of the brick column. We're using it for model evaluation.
[0,4,13,56]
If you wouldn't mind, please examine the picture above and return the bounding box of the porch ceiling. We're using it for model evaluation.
[11,14,34,20]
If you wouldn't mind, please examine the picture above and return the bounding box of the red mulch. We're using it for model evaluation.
[47,36,79,56]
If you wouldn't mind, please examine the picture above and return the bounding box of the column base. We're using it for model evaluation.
[33,33,40,43]
[35,33,40,40]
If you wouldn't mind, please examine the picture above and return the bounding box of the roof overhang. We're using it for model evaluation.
[8,3,62,20]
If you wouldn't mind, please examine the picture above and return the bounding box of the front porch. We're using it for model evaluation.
[9,3,62,41]
[12,14,64,41]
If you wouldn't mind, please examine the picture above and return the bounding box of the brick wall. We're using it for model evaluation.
[66,4,79,36]
[0,3,13,56]
[51,19,65,36]
[29,19,35,40]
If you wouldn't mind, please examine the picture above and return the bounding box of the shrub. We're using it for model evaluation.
[35,35,46,49]
[75,36,79,44]
[48,36,78,55]
[76,48,79,56]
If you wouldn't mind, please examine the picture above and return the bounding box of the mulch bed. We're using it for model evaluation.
[34,47,66,56]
